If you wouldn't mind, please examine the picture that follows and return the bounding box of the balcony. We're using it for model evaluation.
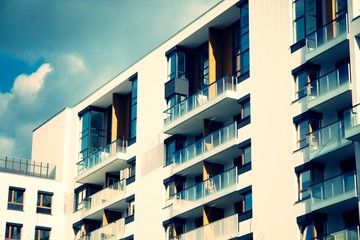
[171,214,238,240]
[80,219,125,240]
[306,14,348,60]
[344,104,360,141]
[307,65,351,111]
[310,171,357,211]
[167,122,237,172]
[82,180,126,219]
[163,76,238,135]
[313,226,359,240]
[168,168,238,216]
[75,139,128,185]
[307,121,352,160]
[0,156,56,179]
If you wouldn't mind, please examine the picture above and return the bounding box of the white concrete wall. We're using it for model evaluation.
[250,0,299,238]
[0,172,66,239]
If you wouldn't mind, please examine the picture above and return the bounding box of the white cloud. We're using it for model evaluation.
[63,53,87,74]
[12,63,52,100]
[0,136,16,157]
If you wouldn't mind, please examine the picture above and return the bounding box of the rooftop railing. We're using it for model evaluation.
[80,219,125,240]
[170,214,238,240]
[0,156,56,179]
[77,139,127,175]
[310,171,357,206]
[306,14,347,52]
[311,226,359,240]
[307,120,349,157]
[171,167,237,206]
[83,180,126,213]
[308,64,350,100]
[167,122,237,166]
[164,76,236,125]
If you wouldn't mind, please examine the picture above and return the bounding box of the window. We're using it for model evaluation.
[293,68,318,100]
[235,189,253,221]
[8,187,24,211]
[294,116,321,149]
[234,1,249,79]
[165,141,176,165]
[34,227,51,240]
[74,188,87,212]
[165,222,184,240]
[235,142,251,169]
[243,192,252,212]
[164,136,185,165]
[296,164,323,201]
[37,191,52,214]
[235,95,251,128]
[164,177,184,202]
[125,194,135,222]
[130,76,137,141]
[5,223,22,240]
[167,94,186,110]
[74,185,101,212]
[78,107,106,160]
[292,0,305,42]
[298,214,326,240]
[240,100,250,119]
[167,49,186,80]
[292,0,317,43]
[199,45,209,87]
[127,200,135,217]
[125,157,136,185]
[242,145,251,165]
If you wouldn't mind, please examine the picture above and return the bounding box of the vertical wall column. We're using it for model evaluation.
[112,93,130,143]
[209,28,223,83]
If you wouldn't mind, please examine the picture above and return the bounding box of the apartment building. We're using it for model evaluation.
[0,156,65,239]
[3,0,360,239]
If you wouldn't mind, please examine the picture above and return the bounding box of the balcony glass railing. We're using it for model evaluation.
[80,219,125,240]
[343,104,360,130]
[83,180,126,212]
[308,64,350,100]
[310,171,356,206]
[167,122,237,166]
[77,139,127,175]
[306,14,347,51]
[164,76,236,125]
[311,226,359,240]
[170,168,237,206]
[171,214,238,240]
[0,156,56,179]
[307,121,349,156]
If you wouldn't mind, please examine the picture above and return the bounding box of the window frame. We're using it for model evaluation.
[130,76,138,142]
[5,223,22,240]
[34,227,51,240]
[7,187,25,211]
[36,191,53,215]
[295,118,321,150]
[235,187,253,222]
[166,49,186,81]
[199,44,209,88]
[295,163,324,201]
[233,1,249,79]
[164,135,185,166]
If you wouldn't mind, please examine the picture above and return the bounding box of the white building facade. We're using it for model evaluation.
[0,156,66,240]
[2,0,360,239]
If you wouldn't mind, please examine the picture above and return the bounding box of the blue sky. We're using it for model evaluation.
[0,0,219,158]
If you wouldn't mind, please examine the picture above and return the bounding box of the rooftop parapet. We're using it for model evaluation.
[0,156,56,179]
